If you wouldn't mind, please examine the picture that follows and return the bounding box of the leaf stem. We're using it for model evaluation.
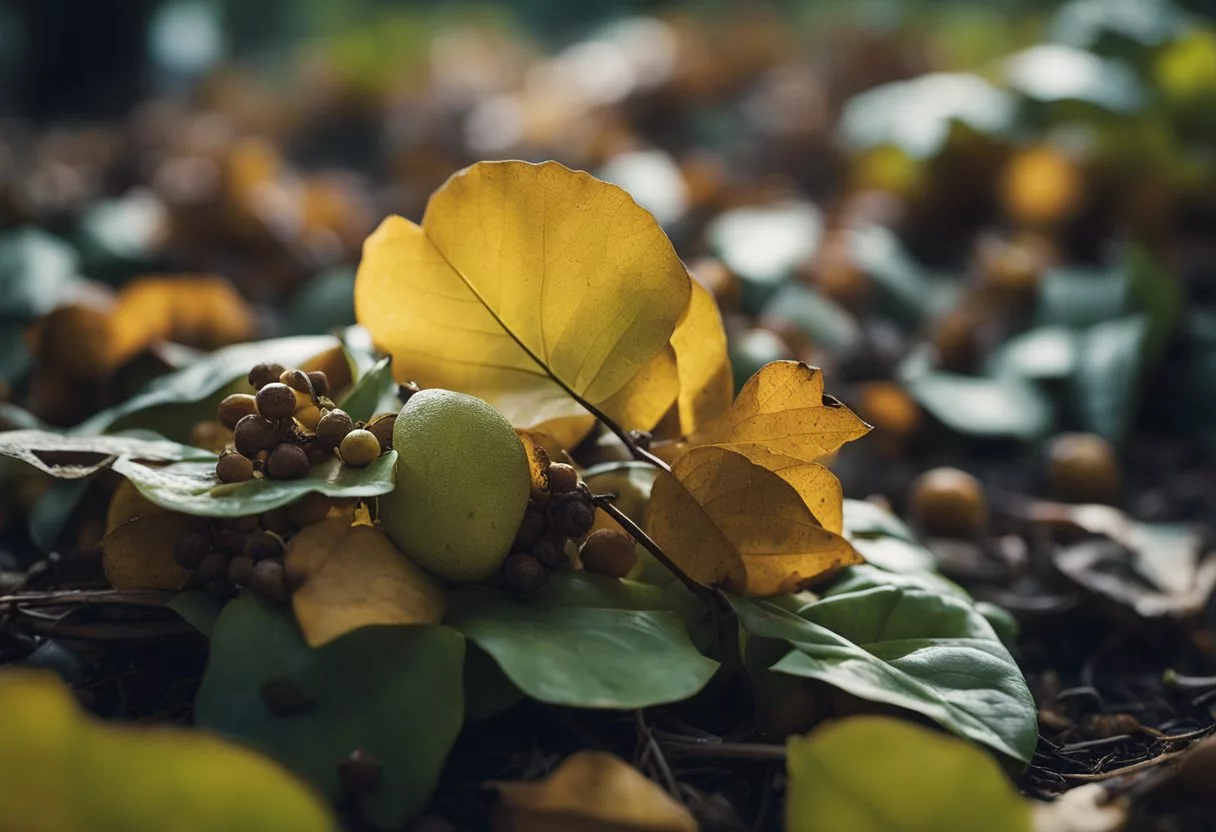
[598,499,711,604]
[575,397,672,474]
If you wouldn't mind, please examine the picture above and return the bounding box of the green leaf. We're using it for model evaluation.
[842,500,937,575]
[786,716,1031,832]
[758,282,861,359]
[76,335,341,437]
[112,452,397,518]
[0,429,213,479]
[846,225,946,323]
[168,590,223,637]
[730,572,1037,763]
[1037,267,1127,329]
[1003,44,1144,111]
[0,226,83,320]
[195,595,464,829]
[902,371,1052,440]
[1125,244,1181,361]
[463,643,523,723]
[706,202,821,313]
[283,267,356,337]
[29,479,92,554]
[1072,315,1147,444]
[985,326,1077,380]
[447,573,717,709]
[338,357,397,424]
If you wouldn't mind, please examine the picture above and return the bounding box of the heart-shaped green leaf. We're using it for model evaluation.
[447,573,717,709]
[195,595,464,829]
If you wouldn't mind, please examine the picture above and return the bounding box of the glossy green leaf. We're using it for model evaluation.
[842,500,937,574]
[338,357,398,424]
[1072,315,1147,444]
[1003,45,1144,111]
[786,716,1031,832]
[986,326,1077,380]
[112,452,396,518]
[195,595,464,829]
[0,429,213,479]
[902,371,1052,440]
[447,573,717,709]
[731,569,1037,763]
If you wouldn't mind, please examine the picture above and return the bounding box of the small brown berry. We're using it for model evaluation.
[252,559,288,603]
[338,749,382,794]
[280,368,315,395]
[249,362,286,390]
[339,429,382,468]
[256,383,298,419]
[198,552,229,583]
[287,492,332,527]
[260,507,295,537]
[513,507,547,550]
[315,408,355,448]
[366,413,397,453]
[205,579,237,602]
[580,529,638,578]
[234,414,278,457]
[173,532,210,570]
[211,524,247,555]
[228,555,255,586]
[247,531,284,560]
[546,463,580,495]
[532,537,567,569]
[307,371,329,397]
[267,444,310,480]
[907,467,988,538]
[397,381,421,403]
[549,498,595,538]
[216,451,254,484]
[217,394,259,430]
[1046,432,1122,505]
[503,552,548,593]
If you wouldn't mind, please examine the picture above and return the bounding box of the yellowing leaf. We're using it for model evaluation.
[354,161,691,449]
[102,513,201,590]
[786,716,1031,832]
[495,751,697,832]
[669,281,732,435]
[287,517,445,647]
[689,361,870,464]
[648,446,860,596]
[0,669,333,832]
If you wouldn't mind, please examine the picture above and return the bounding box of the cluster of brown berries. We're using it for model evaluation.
[210,361,395,484]
[173,492,335,602]
[501,461,638,593]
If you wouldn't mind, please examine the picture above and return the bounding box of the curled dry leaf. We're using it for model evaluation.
[517,430,554,498]
[355,160,692,449]
[668,281,733,436]
[494,751,697,832]
[648,446,860,596]
[102,512,204,590]
[286,516,445,647]
[1054,540,1216,619]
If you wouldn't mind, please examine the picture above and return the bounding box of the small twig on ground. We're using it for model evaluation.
[1061,749,1189,782]
[636,710,682,802]
[660,740,787,762]
[0,589,175,609]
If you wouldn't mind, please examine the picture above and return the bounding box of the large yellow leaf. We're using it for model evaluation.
[494,751,697,832]
[0,669,333,832]
[648,446,860,596]
[355,160,691,449]
[688,361,870,463]
[286,516,445,647]
[668,281,733,436]
[102,513,200,590]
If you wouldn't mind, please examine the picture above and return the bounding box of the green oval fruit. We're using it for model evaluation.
[381,389,530,583]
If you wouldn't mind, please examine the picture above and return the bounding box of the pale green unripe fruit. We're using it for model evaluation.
[380,389,530,583]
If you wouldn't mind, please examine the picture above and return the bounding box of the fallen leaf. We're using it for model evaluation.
[0,669,333,832]
[286,517,445,647]
[668,281,732,436]
[648,446,860,596]
[1054,541,1216,619]
[0,429,211,479]
[1032,783,1127,832]
[786,716,1031,832]
[102,512,205,590]
[354,160,691,448]
[495,751,697,832]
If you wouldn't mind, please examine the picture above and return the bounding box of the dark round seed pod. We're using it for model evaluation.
[205,579,237,602]
[512,506,547,550]
[546,463,580,495]
[217,393,259,430]
[307,371,329,397]
[287,492,332,527]
[173,532,210,570]
[211,525,247,556]
[1046,432,1122,505]
[279,368,315,399]
[267,444,310,480]
[228,555,255,586]
[234,414,278,457]
[907,467,988,539]
[580,529,638,578]
[338,749,382,794]
[339,429,382,468]
[248,362,286,390]
[315,408,355,448]
[366,414,397,453]
[252,559,288,604]
[247,531,285,560]
[198,552,230,583]
[503,552,548,593]
[260,507,295,537]
[531,536,567,569]
[397,381,421,403]
[216,451,254,484]
[549,498,595,538]
[256,383,298,420]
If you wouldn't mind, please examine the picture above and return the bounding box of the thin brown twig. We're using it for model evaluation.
[0,589,176,608]
[1061,749,1189,782]
[636,710,682,802]
[660,740,787,761]
[597,500,716,606]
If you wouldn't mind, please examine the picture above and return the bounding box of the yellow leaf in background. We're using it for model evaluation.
[286,517,445,647]
[494,751,697,832]
[687,361,870,464]
[0,669,333,832]
[354,160,691,449]
[102,513,201,590]
[648,446,860,596]
[669,281,733,436]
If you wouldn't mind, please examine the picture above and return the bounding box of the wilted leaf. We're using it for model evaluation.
[111,453,396,518]
[196,595,464,829]
[286,517,445,647]
[0,429,212,479]
[648,446,860,596]
[786,716,1031,832]
[0,669,333,832]
[495,751,697,832]
[355,160,691,448]
[668,281,732,436]
[103,513,202,590]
